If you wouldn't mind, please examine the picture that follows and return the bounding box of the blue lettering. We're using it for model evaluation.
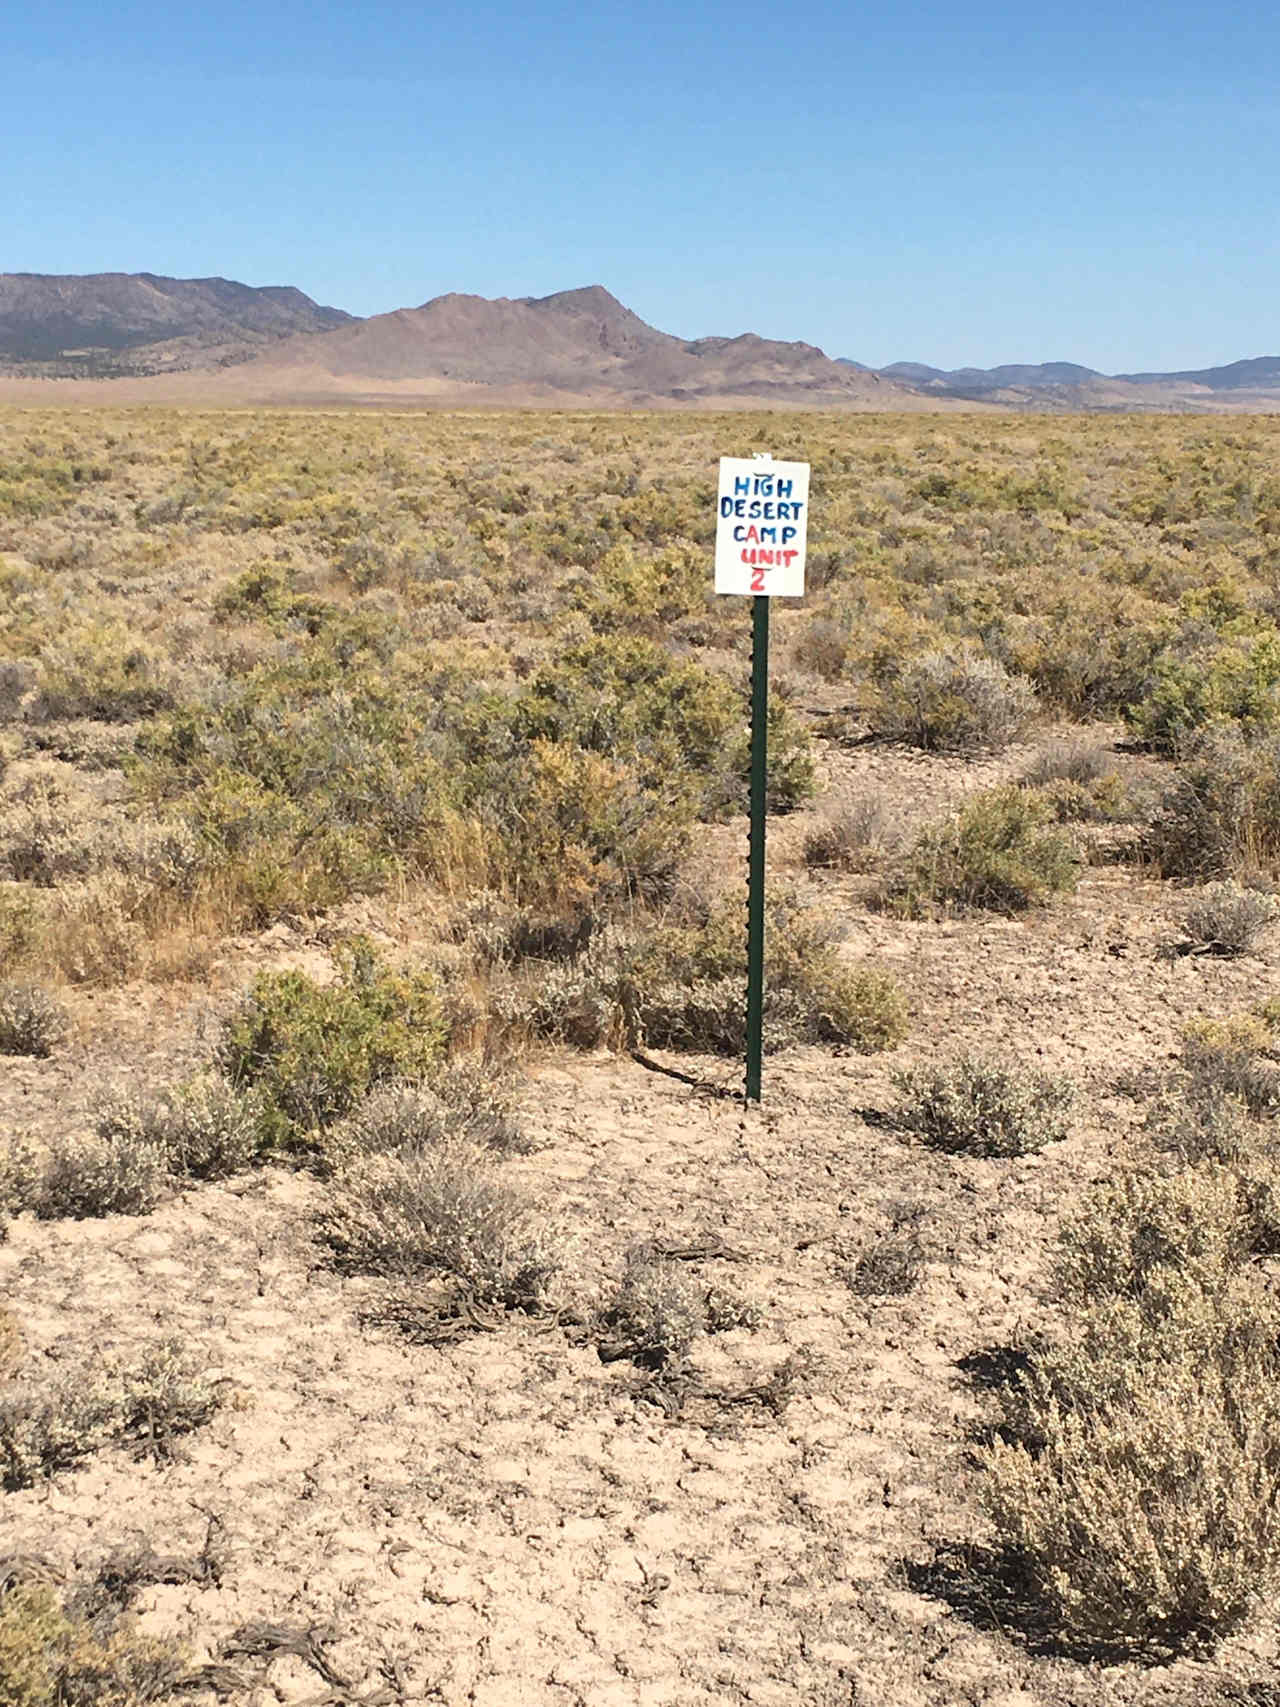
[776,478,793,498]
[733,524,747,542]
[734,476,751,496]
[782,526,796,544]
[719,496,735,517]
[762,526,777,543]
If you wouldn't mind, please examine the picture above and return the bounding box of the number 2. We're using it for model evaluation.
[750,568,766,593]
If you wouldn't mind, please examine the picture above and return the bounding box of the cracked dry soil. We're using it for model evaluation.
[5,736,1280,1706]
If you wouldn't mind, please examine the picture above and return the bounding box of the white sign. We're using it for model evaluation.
[714,454,810,597]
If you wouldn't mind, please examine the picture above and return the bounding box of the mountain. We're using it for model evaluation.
[1115,356,1280,391]
[191,284,917,407]
[847,354,1280,411]
[0,272,355,376]
[5,271,1277,411]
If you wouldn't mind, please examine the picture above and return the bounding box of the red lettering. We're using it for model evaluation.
[750,568,766,592]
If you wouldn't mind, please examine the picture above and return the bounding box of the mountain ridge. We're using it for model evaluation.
[0,271,354,376]
[1,271,1278,410]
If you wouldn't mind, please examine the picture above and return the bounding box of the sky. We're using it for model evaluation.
[3,0,1277,372]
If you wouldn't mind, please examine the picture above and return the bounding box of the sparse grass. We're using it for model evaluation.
[890,1056,1074,1158]
[847,1236,923,1297]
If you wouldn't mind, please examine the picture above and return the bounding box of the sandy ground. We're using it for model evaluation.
[3,735,1280,1706]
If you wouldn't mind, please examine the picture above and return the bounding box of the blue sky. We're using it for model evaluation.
[4,0,1276,371]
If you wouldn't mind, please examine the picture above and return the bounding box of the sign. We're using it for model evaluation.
[714,454,810,597]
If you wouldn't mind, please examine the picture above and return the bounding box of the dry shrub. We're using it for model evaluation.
[321,1074,530,1173]
[600,1255,706,1369]
[34,1126,168,1222]
[0,1581,186,1707]
[1144,726,1280,880]
[802,794,899,871]
[0,984,68,1057]
[0,1308,23,1378]
[93,1076,263,1184]
[1050,1164,1248,1306]
[315,1142,566,1309]
[890,1056,1073,1158]
[1020,736,1115,788]
[1181,1014,1280,1117]
[0,1341,220,1490]
[983,1277,1280,1655]
[702,1282,765,1333]
[874,650,1038,753]
[1148,1085,1270,1167]
[1181,880,1280,955]
[515,901,908,1057]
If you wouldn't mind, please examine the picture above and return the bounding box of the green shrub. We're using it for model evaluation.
[890,1055,1073,1158]
[0,1581,186,1707]
[30,624,174,723]
[887,786,1079,915]
[873,650,1038,753]
[517,635,815,815]
[1126,626,1280,755]
[217,943,446,1145]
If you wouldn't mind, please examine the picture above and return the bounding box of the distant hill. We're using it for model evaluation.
[1115,356,1280,391]
[842,353,1280,411]
[0,273,354,376]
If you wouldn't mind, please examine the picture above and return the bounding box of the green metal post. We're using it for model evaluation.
[745,592,770,1102]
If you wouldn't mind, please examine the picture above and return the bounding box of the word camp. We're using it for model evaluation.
[718,472,806,569]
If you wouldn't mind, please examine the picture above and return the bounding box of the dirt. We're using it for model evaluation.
[3,734,1280,1706]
